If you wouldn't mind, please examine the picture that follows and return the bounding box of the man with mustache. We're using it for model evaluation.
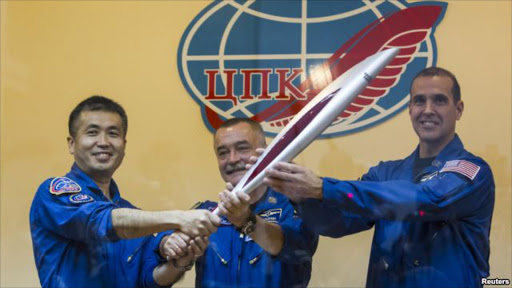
[30,96,220,287]
[163,118,318,287]
[261,67,495,288]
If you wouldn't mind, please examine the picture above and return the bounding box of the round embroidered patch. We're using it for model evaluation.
[50,177,82,195]
[69,194,94,204]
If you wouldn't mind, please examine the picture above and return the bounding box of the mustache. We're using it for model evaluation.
[225,161,247,175]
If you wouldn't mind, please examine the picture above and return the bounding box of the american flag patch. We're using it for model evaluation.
[440,160,480,180]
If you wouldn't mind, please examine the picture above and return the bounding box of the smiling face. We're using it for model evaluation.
[214,122,265,186]
[68,110,126,181]
[409,75,464,156]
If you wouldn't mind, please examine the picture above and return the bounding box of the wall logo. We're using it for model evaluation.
[178,1,447,137]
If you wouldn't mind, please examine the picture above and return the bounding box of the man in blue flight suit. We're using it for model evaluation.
[30,96,220,288]
[162,118,318,288]
[261,67,495,288]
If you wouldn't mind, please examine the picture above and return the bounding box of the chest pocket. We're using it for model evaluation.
[245,239,265,265]
[207,228,234,266]
[119,236,152,286]
[208,241,232,265]
[125,236,150,263]
[208,227,266,266]
[425,172,466,200]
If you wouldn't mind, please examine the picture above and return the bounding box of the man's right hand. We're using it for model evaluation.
[153,232,210,286]
[177,210,220,237]
[162,231,209,261]
[246,148,323,202]
[264,162,323,202]
[217,182,252,228]
[246,148,265,170]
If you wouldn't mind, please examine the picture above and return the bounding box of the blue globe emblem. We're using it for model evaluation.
[177,0,447,137]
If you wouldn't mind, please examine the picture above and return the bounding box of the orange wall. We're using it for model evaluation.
[1,1,510,287]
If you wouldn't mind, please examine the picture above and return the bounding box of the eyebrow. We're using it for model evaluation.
[84,124,100,130]
[84,124,121,131]
[216,140,251,152]
[412,93,448,99]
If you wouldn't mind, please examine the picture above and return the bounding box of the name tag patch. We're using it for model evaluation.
[50,177,81,195]
[69,194,94,204]
[258,209,282,224]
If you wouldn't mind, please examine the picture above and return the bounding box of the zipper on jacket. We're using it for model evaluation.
[249,251,264,265]
[237,233,244,284]
[127,236,151,263]
[210,244,229,265]
[212,248,228,265]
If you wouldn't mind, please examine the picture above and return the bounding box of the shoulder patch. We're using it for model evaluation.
[190,201,203,210]
[440,160,480,181]
[195,201,218,211]
[69,193,94,204]
[268,196,277,204]
[50,177,81,195]
[220,217,232,226]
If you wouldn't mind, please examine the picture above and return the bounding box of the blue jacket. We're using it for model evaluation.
[30,164,168,288]
[296,135,495,288]
[194,189,318,288]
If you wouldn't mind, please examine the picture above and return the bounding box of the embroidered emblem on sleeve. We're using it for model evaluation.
[50,177,82,195]
[258,209,282,223]
[440,160,480,180]
[69,194,94,204]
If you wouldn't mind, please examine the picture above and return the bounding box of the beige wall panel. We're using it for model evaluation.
[1,1,510,287]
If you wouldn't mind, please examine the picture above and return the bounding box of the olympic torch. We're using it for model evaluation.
[213,48,399,215]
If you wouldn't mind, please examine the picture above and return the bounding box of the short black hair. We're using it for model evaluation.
[411,67,461,103]
[218,118,264,134]
[215,118,266,145]
[68,95,128,138]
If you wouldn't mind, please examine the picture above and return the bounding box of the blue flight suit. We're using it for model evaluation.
[30,163,168,288]
[194,189,318,288]
[296,135,494,288]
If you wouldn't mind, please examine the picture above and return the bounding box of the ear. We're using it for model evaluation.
[455,100,464,120]
[408,99,415,119]
[67,136,75,155]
